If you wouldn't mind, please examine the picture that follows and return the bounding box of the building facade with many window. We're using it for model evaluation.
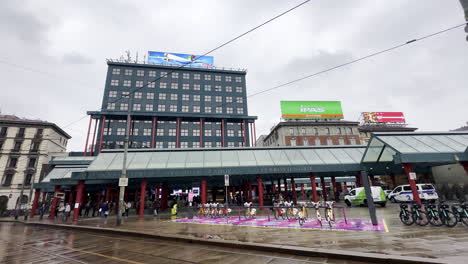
[85,60,257,154]
[259,120,362,147]
[0,115,70,210]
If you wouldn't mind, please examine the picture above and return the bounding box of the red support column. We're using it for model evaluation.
[83,116,93,156]
[151,117,157,148]
[300,184,305,200]
[105,184,111,202]
[320,176,328,201]
[73,180,85,222]
[310,172,318,202]
[97,115,106,153]
[176,118,181,148]
[271,179,276,194]
[68,188,74,205]
[242,120,247,147]
[277,179,281,194]
[331,176,337,201]
[291,177,297,203]
[199,118,204,148]
[402,163,422,205]
[221,119,225,147]
[161,184,169,210]
[249,123,253,147]
[30,189,41,218]
[283,178,288,195]
[248,183,252,202]
[201,180,207,204]
[90,118,98,156]
[390,174,397,188]
[257,176,264,211]
[253,121,257,147]
[49,185,61,219]
[139,178,147,219]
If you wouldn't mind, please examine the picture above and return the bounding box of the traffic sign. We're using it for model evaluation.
[409,172,417,180]
[119,178,128,187]
[224,175,229,186]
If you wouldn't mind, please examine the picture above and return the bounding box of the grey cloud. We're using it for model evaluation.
[61,52,94,65]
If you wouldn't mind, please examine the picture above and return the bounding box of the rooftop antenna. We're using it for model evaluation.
[125,50,131,62]
[135,52,139,63]
[143,53,146,64]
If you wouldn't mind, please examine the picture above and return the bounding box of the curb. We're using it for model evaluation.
[10,220,446,264]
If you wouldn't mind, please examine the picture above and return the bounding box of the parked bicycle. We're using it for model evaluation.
[198,204,210,217]
[452,200,468,226]
[410,203,429,226]
[218,204,232,218]
[273,201,286,220]
[438,201,457,227]
[297,202,309,226]
[399,203,414,225]
[425,202,443,227]
[244,202,256,219]
[311,202,322,227]
[324,201,336,227]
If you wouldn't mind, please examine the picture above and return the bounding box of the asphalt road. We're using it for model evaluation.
[0,222,372,264]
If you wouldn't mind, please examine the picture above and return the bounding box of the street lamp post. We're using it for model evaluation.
[117,96,133,226]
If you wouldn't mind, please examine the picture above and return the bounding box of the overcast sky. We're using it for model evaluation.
[1,0,467,151]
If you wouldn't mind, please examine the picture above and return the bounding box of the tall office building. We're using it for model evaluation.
[85,57,257,154]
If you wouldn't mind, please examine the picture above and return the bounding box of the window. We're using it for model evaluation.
[205,107,212,113]
[27,158,36,168]
[133,104,141,111]
[170,94,178,100]
[216,142,222,147]
[182,94,189,101]
[227,130,234,137]
[339,138,345,145]
[193,106,200,113]
[122,91,130,98]
[123,80,131,87]
[158,93,166,100]
[8,157,18,168]
[168,142,176,148]
[204,96,211,102]
[228,142,235,147]
[112,68,120,74]
[147,93,154,99]
[216,130,221,137]
[131,128,139,136]
[204,85,211,91]
[148,82,155,88]
[157,105,166,111]
[194,84,200,90]
[142,142,151,148]
[193,129,200,136]
[215,75,221,81]
[236,86,242,93]
[145,104,153,111]
[227,108,233,114]
[107,103,116,110]
[181,129,188,136]
[192,142,200,148]
[137,70,144,76]
[216,107,222,113]
[290,139,296,146]
[155,142,164,148]
[350,138,357,145]
[0,127,7,136]
[337,128,342,135]
[226,86,232,92]
[237,108,244,114]
[156,128,164,136]
[314,128,318,135]
[125,69,133,75]
[109,91,117,97]
[215,85,222,92]
[182,83,189,90]
[225,76,232,82]
[289,128,294,136]
[326,128,330,135]
[149,71,156,77]
[205,142,212,148]
[238,130,243,137]
[205,130,212,136]
[182,73,190,79]
[171,72,179,79]
[182,105,189,112]
[235,76,242,82]
[204,75,211,81]
[103,128,112,135]
[134,92,142,99]
[160,71,168,77]
[226,97,232,103]
[193,95,200,101]
[303,139,309,146]
[117,128,126,135]
[194,74,200,80]
[160,82,167,89]
[111,80,119,86]
[168,129,176,136]
[326,138,333,145]
[171,83,178,89]
[348,127,353,134]
[2,173,13,186]
[136,81,143,88]
[301,128,306,135]
[180,142,189,148]
[170,105,177,112]
[25,173,33,186]
[315,138,321,146]
[143,128,151,136]
[215,96,222,102]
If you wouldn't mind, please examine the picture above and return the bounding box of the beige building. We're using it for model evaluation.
[0,115,70,211]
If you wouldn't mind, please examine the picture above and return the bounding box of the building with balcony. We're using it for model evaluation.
[84,59,257,154]
[0,115,70,210]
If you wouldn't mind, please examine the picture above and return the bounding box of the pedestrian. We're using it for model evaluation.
[153,199,160,216]
[58,203,65,221]
[64,203,71,221]
[39,203,46,220]
[84,202,91,217]
[126,201,131,217]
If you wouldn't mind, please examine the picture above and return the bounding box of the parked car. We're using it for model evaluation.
[387,184,438,203]
[344,186,387,207]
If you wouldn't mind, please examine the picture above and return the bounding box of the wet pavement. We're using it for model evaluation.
[0,222,371,264]
[9,202,468,263]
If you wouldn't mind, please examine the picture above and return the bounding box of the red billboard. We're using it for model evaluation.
[363,112,405,123]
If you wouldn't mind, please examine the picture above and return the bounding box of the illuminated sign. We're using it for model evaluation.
[280,101,344,119]
[363,112,406,123]
[147,51,214,67]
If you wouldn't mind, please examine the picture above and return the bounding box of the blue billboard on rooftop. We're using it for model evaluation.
[147,51,214,67]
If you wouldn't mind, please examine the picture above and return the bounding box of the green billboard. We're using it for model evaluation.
[280,101,344,119]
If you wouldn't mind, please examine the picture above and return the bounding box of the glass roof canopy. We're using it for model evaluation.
[362,132,468,165]
[73,146,366,180]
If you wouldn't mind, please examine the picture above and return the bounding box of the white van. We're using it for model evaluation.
[344,186,387,207]
[388,184,438,203]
